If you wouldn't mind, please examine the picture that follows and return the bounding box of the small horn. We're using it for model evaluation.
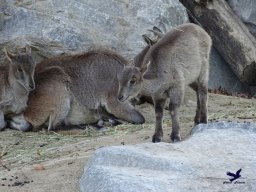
[148,29,164,38]
[142,34,154,46]
[25,45,31,55]
[4,47,15,62]
[153,26,163,33]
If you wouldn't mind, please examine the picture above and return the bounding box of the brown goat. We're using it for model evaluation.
[0,46,35,131]
[24,66,71,131]
[10,66,103,131]
[117,23,212,142]
[10,49,145,131]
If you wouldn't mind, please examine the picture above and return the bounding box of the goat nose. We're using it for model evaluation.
[118,95,124,101]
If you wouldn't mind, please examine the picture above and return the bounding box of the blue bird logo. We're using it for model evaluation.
[226,169,242,182]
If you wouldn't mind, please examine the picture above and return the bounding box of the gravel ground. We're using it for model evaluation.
[0,92,255,192]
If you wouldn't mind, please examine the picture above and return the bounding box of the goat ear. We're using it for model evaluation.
[25,45,31,55]
[4,48,15,63]
[140,60,150,75]
[142,34,153,46]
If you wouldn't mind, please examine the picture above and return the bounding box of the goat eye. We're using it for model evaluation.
[17,66,23,73]
[130,79,136,85]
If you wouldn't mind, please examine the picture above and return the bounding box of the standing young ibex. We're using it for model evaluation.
[117,23,212,142]
[10,49,145,131]
[0,45,35,131]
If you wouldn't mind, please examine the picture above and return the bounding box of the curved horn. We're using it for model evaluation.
[153,26,163,33]
[142,34,154,46]
[148,29,164,38]
[4,47,15,62]
[25,44,31,55]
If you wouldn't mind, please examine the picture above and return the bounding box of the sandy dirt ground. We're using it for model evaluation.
[0,92,255,192]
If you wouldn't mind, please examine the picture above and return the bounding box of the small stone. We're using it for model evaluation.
[12,181,24,186]
[33,164,45,171]
[38,143,48,147]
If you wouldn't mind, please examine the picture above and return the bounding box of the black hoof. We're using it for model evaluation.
[93,119,104,129]
[109,119,122,126]
[152,135,162,143]
[171,133,181,142]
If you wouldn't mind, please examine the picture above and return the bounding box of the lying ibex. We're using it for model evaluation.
[118,23,212,142]
[10,49,145,131]
[0,45,35,131]
[10,66,72,131]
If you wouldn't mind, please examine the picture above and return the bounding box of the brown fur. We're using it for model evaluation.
[12,49,145,131]
[118,23,212,142]
[38,49,144,124]
[24,66,71,131]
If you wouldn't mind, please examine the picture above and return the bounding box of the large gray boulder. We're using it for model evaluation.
[0,0,187,63]
[209,48,249,93]
[228,0,256,38]
[0,0,250,94]
[80,122,256,192]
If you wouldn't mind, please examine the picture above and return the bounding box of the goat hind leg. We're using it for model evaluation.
[169,103,182,142]
[189,82,201,125]
[168,85,184,142]
[152,98,166,143]
[198,85,208,123]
